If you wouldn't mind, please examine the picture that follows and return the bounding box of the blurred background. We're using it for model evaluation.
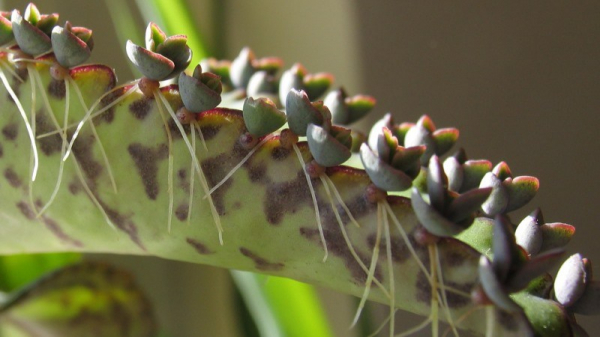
[2,0,599,336]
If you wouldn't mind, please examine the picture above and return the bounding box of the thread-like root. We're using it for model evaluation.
[61,83,139,159]
[154,92,175,233]
[193,122,208,152]
[0,68,39,182]
[186,123,197,225]
[320,176,390,298]
[36,76,69,217]
[351,201,384,328]
[383,205,396,336]
[204,134,274,198]
[292,144,328,262]
[325,174,361,228]
[435,245,460,337]
[395,317,433,337]
[383,201,432,282]
[0,59,24,83]
[69,77,118,193]
[429,244,440,337]
[155,91,223,243]
[29,69,115,229]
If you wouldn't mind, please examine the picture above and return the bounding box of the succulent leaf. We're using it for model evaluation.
[554,254,588,307]
[178,65,222,113]
[126,40,174,80]
[51,22,92,68]
[306,124,352,167]
[242,97,286,137]
[11,9,52,56]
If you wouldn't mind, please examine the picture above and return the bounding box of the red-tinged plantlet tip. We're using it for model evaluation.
[126,22,191,81]
[51,22,93,68]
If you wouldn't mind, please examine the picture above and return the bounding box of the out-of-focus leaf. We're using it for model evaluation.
[263,275,334,337]
[0,262,156,337]
[0,253,81,292]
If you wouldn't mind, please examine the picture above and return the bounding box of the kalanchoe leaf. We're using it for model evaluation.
[247,71,278,97]
[306,124,352,167]
[461,160,493,191]
[368,114,394,149]
[506,248,564,292]
[478,255,523,313]
[494,161,513,181]
[427,155,448,211]
[11,9,52,56]
[540,223,575,252]
[493,215,517,283]
[51,22,92,68]
[23,3,40,25]
[253,56,283,74]
[515,208,544,255]
[127,23,191,81]
[126,40,174,80]
[242,97,286,137]
[505,176,540,212]
[230,47,255,89]
[71,26,93,50]
[285,89,327,136]
[571,281,600,315]
[279,63,306,106]
[325,88,348,124]
[480,171,509,216]
[178,65,222,113]
[155,35,192,77]
[325,88,376,125]
[346,95,376,124]
[410,187,466,237]
[360,143,414,191]
[375,127,396,161]
[390,146,425,176]
[432,128,460,155]
[35,13,58,36]
[145,22,166,51]
[446,187,492,223]
[554,254,588,307]
[303,72,334,100]
[0,14,13,46]
[445,149,492,193]
[404,115,457,166]
[444,155,463,192]
[200,57,232,89]
[350,129,366,153]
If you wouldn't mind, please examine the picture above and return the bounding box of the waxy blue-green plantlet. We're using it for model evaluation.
[0,3,597,337]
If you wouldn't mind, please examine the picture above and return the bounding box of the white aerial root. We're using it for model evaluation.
[69,77,118,193]
[0,68,39,181]
[154,92,175,233]
[383,201,432,282]
[186,124,197,225]
[435,245,460,337]
[383,205,396,337]
[350,200,384,328]
[61,83,139,159]
[155,91,223,243]
[429,245,440,337]
[320,176,390,298]
[395,317,433,337]
[326,175,361,228]
[193,122,208,151]
[35,76,69,216]
[29,70,115,229]
[204,134,274,198]
[292,144,328,262]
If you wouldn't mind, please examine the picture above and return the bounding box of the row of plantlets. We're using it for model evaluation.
[0,3,597,336]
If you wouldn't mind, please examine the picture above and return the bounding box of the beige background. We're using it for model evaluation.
[2,0,599,336]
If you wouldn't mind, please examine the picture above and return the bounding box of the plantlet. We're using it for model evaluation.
[0,3,597,337]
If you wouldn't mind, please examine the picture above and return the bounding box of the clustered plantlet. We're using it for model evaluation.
[0,3,597,337]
